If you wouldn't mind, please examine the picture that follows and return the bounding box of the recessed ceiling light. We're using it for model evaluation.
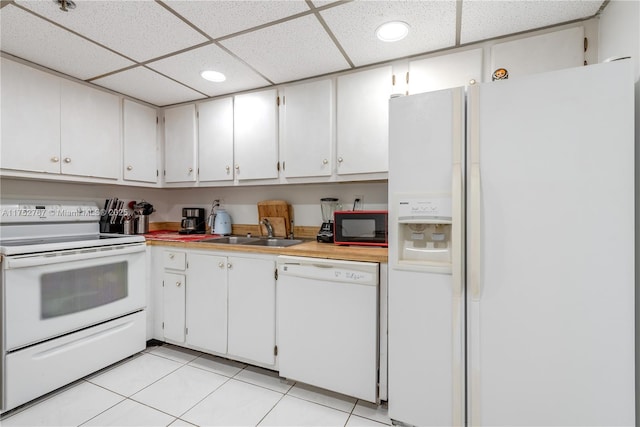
[376,21,410,42]
[200,70,226,82]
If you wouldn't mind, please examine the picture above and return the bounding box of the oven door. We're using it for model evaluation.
[3,243,146,351]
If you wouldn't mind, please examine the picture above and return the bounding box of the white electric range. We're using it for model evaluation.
[0,200,147,413]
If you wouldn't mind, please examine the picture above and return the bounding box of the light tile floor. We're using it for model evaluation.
[0,344,391,427]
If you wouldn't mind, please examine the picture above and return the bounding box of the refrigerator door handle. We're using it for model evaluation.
[468,83,482,303]
[469,163,481,301]
[451,161,464,426]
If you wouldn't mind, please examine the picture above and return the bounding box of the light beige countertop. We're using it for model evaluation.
[144,229,388,263]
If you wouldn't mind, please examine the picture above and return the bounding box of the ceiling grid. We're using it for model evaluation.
[0,0,605,107]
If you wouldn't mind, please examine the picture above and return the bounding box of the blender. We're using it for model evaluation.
[317,197,340,243]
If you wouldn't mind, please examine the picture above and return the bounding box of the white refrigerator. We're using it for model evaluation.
[388,60,635,426]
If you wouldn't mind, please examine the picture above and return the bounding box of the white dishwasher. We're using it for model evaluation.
[277,255,379,402]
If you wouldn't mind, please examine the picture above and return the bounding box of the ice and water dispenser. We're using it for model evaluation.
[395,196,452,269]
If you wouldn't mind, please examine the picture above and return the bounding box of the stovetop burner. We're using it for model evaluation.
[0,200,145,256]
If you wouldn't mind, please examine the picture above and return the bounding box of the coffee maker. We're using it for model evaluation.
[317,197,340,243]
[179,207,206,234]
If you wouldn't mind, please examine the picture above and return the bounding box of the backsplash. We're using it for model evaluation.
[0,178,388,228]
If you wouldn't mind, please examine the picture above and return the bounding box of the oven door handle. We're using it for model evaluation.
[4,244,145,269]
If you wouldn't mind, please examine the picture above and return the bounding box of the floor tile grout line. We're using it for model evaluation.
[172,375,233,420]
[284,392,356,415]
[185,360,246,379]
[75,395,128,427]
[0,376,88,422]
[86,352,188,401]
[255,390,288,427]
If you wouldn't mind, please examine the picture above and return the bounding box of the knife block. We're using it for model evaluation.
[100,220,123,234]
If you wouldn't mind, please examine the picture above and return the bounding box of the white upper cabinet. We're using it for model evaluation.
[233,89,279,181]
[1,58,61,174]
[489,27,585,81]
[281,79,333,179]
[408,48,483,94]
[123,100,158,183]
[336,66,392,175]
[164,104,197,183]
[60,81,120,179]
[198,98,234,183]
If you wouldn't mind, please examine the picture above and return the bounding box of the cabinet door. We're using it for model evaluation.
[1,58,61,174]
[164,104,197,183]
[489,27,584,81]
[163,272,186,343]
[60,81,120,179]
[186,253,228,354]
[227,257,276,365]
[123,100,158,183]
[336,66,392,175]
[281,79,333,178]
[233,89,279,181]
[198,98,234,182]
[409,48,483,94]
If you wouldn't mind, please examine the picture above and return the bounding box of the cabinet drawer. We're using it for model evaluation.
[163,251,186,270]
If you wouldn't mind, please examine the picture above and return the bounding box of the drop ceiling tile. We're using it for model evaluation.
[220,14,349,84]
[147,44,270,97]
[92,66,206,107]
[460,0,603,44]
[165,0,310,39]
[15,0,208,62]
[320,1,457,67]
[0,4,134,80]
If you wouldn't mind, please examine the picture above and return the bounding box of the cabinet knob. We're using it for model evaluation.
[218,262,225,268]
[227,263,232,269]
[338,157,343,163]
[235,165,240,171]
[225,165,230,173]
[176,281,182,287]
[126,165,133,171]
[64,157,71,163]
[51,156,59,163]
[169,253,175,259]
[188,167,193,173]
[322,159,328,165]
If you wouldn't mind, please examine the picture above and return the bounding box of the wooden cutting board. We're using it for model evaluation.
[257,200,292,237]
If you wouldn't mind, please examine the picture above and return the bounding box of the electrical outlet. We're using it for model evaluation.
[353,195,364,210]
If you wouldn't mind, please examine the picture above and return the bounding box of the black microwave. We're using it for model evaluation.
[333,210,388,247]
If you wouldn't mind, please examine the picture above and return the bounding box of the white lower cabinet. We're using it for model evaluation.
[162,271,186,343]
[156,248,276,367]
[227,256,276,366]
[185,253,227,354]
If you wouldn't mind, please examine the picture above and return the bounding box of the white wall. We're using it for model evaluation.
[597,0,640,421]
[0,178,388,228]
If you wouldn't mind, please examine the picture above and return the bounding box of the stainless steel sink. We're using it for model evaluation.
[199,236,304,247]
[199,236,260,244]
[242,238,304,248]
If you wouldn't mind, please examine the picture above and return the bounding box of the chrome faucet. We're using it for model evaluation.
[261,218,274,238]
